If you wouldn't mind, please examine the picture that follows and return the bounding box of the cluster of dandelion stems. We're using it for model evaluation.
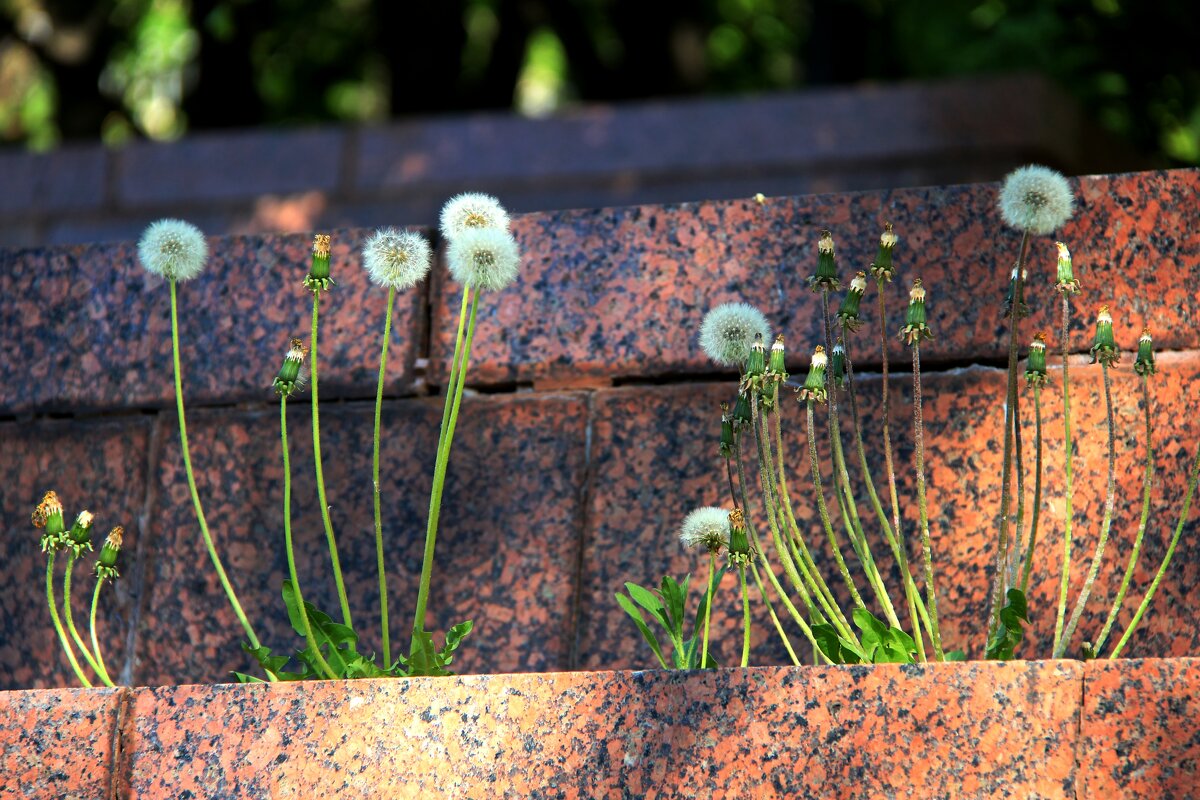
[694,215,1197,666]
[33,491,124,687]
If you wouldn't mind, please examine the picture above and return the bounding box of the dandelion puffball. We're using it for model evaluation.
[447,227,521,291]
[998,165,1074,235]
[137,219,208,281]
[679,507,730,552]
[362,228,433,291]
[699,303,771,367]
[439,192,511,240]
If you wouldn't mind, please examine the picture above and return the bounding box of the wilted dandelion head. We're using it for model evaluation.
[679,506,730,552]
[998,165,1074,235]
[440,193,510,240]
[447,227,521,291]
[362,228,433,291]
[137,219,208,281]
[699,303,771,367]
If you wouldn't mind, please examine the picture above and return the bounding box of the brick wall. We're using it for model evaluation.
[2,168,1196,689]
[0,74,1141,249]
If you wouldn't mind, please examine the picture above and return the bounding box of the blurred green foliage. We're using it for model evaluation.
[0,0,1195,164]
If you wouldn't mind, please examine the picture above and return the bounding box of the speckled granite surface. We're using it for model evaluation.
[430,169,1200,386]
[117,661,1080,799]
[0,228,424,414]
[1080,658,1200,799]
[0,687,124,798]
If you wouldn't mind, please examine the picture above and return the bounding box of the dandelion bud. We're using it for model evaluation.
[797,346,828,404]
[830,340,847,389]
[1003,266,1030,319]
[303,234,335,293]
[767,334,787,377]
[1055,241,1081,295]
[1134,329,1157,376]
[837,271,867,330]
[900,279,934,345]
[1090,305,1119,366]
[439,192,510,241]
[137,219,208,282]
[727,507,752,567]
[719,402,735,459]
[273,338,309,397]
[66,510,94,557]
[871,222,898,282]
[33,491,67,552]
[95,527,123,581]
[746,335,766,378]
[699,303,771,369]
[998,164,1074,235]
[732,392,752,430]
[809,229,841,291]
[1025,333,1048,386]
[679,507,730,554]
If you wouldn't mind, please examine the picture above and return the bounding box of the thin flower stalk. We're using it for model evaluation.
[701,551,718,667]
[46,553,92,687]
[1009,387,1027,592]
[281,395,338,681]
[1110,439,1200,658]
[170,281,266,658]
[1020,382,1046,594]
[89,579,112,686]
[1094,372,1155,654]
[749,561,801,665]
[987,231,1030,641]
[1053,295,1077,654]
[412,289,480,649]
[309,291,353,629]
[371,286,397,665]
[805,399,867,613]
[910,342,945,660]
[63,554,113,686]
[738,566,752,667]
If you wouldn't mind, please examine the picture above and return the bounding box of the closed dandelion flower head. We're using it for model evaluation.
[699,303,771,368]
[998,165,1074,235]
[363,228,433,290]
[679,506,730,552]
[440,192,510,240]
[447,227,521,291]
[137,219,208,281]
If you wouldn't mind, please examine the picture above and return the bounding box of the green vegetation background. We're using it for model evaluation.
[1,0,1196,165]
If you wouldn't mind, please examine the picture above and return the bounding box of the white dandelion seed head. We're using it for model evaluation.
[137,219,208,281]
[998,165,1075,235]
[679,506,730,551]
[698,303,771,367]
[439,192,511,240]
[447,227,521,291]
[362,228,433,291]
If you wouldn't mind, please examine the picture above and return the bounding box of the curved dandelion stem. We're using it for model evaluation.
[1053,295,1076,655]
[46,553,92,687]
[911,343,944,660]
[89,579,113,686]
[701,551,717,668]
[63,554,112,686]
[372,286,396,665]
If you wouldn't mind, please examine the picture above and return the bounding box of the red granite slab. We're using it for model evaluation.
[0,417,151,690]
[120,660,1080,799]
[429,169,1200,387]
[134,392,587,685]
[0,686,125,798]
[1079,658,1200,799]
[579,353,1200,669]
[0,227,424,415]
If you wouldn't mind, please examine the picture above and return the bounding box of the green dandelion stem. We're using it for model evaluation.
[1057,362,1118,658]
[738,567,752,667]
[911,343,945,660]
[63,554,112,686]
[412,289,480,643]
[876,282,908,603]
[750,561,800,665]
[282,396,338,680]
[46,553,92,687]
[987,230,1029,645]
[1053,295,1076,655]
[170,281,265,656]
[1110,438,1200,658]
[805,400,867,613]
[1020,384,1046,595]
[89,579,113,686]
[372,286,397,665]
[701,551,717,667]
[1095,374,1155,655]
[309,293,353,629]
